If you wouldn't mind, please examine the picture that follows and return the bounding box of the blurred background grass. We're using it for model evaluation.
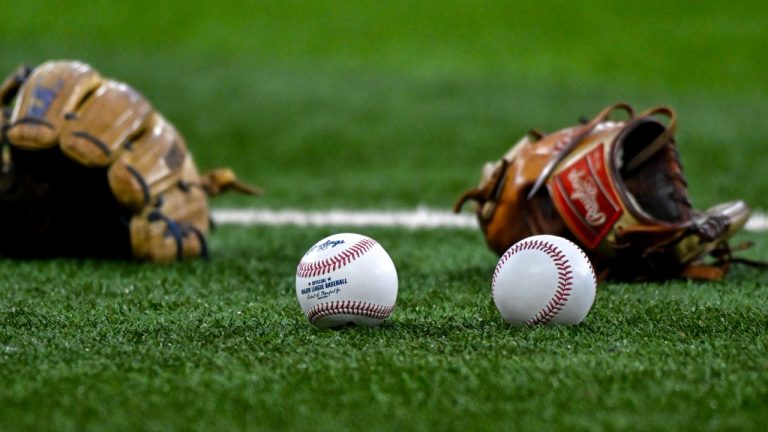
[2,0,766,210]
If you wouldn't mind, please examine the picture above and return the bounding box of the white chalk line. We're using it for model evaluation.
[212,207,477,229]
[212,208,768,232]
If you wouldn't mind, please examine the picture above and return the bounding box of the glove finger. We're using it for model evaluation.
[7,61,102,149]
[60,80,153,167]
[108,113,192,212]
[0,65,31,107]
[129,185,209,262]
[676,200,752,262]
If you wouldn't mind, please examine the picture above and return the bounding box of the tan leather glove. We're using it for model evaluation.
[0,60,259,261]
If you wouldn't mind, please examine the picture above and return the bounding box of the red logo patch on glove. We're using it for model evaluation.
[548,143,622,249]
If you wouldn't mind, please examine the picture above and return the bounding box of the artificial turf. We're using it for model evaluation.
[1,227,767,431]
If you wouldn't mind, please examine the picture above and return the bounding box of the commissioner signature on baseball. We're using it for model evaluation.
[308,288,341,300]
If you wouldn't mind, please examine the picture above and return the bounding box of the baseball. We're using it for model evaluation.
[492,234,596,326]
[295,233,398,328]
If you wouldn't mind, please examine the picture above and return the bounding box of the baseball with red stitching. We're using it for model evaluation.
[295,233,398,328]
[492,234,596,326]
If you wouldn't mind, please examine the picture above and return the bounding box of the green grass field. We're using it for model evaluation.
[1,1,767,431]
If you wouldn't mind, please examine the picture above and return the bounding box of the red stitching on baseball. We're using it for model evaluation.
[306,300,394,323]
[296,238,378,278]
[492,238,580,325]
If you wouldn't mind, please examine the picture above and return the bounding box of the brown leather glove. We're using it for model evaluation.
[0,60,259,261]
[454,103,751,280]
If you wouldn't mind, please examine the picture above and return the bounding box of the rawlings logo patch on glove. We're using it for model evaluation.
[548,143,623,248]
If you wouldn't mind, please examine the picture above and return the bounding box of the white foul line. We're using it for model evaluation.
[212,208,768,232]
[746,212,768,232]
[212,207,477,229]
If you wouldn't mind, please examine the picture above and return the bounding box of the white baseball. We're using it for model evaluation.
[492,235,596,326]
[295,233,398,328]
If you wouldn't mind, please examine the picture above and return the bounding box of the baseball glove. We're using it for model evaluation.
[0,60,259,262]
[454,103,753,280]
